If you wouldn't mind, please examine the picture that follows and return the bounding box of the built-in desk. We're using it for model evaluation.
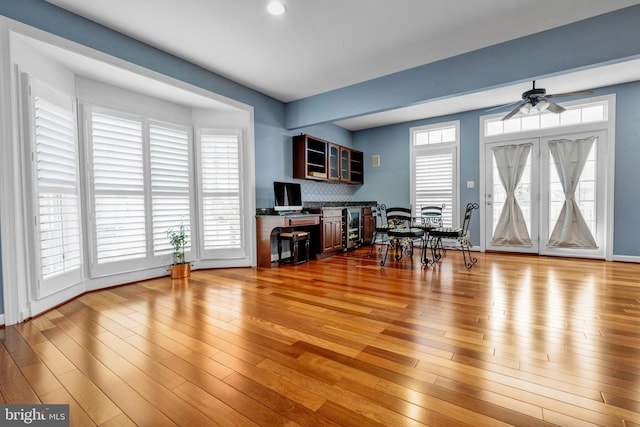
[256,214,321,267]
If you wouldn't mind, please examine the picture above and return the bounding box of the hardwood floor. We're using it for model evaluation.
[2,248,640,426]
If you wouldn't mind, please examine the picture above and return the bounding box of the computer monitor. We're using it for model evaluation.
[273,181,303,212]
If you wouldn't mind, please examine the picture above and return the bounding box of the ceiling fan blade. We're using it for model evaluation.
[487,100,521,112]
[546,90,593,98]
[545,100,565,114]
[501,103,524,121]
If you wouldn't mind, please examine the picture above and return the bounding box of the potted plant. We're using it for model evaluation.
[167,222,190,279]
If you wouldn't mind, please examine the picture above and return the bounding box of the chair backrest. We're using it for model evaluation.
[420,203,444,226]
[373,204,388,228]
[460,202,479,238]
[386,206,412,227]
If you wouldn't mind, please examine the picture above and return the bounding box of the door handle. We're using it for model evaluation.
[487,201,492,205]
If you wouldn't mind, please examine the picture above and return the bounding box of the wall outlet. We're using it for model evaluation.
[467,180,475,189]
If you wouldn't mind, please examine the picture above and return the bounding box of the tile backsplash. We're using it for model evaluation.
[298,180,357,202]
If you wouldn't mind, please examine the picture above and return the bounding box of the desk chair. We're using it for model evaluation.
[278,230,310,265]
[429,202,478,269]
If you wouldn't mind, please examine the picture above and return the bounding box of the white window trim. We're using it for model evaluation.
[410,120,460,227]
[478,94,615,260]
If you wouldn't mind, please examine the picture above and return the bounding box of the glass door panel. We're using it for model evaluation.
[328,144,340,181]
[485,139,539,253]
[540,131,605,258]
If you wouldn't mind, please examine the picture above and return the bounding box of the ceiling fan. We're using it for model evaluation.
[498,81,593,121]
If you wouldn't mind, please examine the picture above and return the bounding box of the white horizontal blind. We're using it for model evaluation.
[33,95,82,281]
[200,129,242,250]
[150,123,191,256]
[414,150,455,226]
[91,112,147,264]
[411,121,459,228]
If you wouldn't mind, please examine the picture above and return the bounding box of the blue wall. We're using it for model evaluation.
[612,81,640,256]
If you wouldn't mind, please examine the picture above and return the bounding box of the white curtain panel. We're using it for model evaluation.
[547,136,598,248]
[491,143,532,246]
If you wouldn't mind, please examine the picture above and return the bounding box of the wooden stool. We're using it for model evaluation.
[278,231,310,265]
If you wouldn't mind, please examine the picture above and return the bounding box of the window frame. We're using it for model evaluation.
[148,119,194,265]
[196,127,248,261]
[410,120,460,227]
[24,75,85,297]
[82,104,200,277]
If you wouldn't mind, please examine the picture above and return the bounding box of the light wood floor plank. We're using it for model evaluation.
[1,249,640,426]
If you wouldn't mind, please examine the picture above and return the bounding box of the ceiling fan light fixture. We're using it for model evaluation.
[267,1,287,15]
[519,102,534,115]
[537,100,550,112]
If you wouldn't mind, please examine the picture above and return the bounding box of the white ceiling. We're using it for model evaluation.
[45,0,640,130]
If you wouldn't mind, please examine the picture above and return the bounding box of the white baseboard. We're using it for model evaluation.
[612,254,640,263]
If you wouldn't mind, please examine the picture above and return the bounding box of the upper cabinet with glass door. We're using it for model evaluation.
[340,147,350,181]
[328,143,340,181]
[293,134,364,184]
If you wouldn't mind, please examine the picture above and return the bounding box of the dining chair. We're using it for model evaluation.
[369,204,389,256]
[381,207,424,266]
[419,203,445,227]
[429,202,479,269]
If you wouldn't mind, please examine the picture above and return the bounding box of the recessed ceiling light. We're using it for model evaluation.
[267,1,286,16]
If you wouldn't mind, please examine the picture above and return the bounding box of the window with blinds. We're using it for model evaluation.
[150,123,191,256]
[33,91,82,285]
[411,122,459,227]
[200,129,242,251]
[90,111,147,264]
[87,108,247,273]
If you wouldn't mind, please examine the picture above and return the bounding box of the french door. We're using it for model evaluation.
[485,130,607,258]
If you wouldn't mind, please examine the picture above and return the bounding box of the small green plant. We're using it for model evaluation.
[167,222,188,265]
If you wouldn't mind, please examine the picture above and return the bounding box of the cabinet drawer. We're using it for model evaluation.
[287,216,319,226]
[322,209,343,219]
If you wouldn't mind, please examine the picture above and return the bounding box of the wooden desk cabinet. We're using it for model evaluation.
[256,214,321,267]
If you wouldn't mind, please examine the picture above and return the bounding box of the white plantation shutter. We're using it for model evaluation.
[90,112,147,264]
[414,149,455,226]
[411,122,459,228]
[150,123,191,255]
[32,86,83,290]
[200,129,242,251]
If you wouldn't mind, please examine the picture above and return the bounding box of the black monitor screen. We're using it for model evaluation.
[274,181,303,211]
